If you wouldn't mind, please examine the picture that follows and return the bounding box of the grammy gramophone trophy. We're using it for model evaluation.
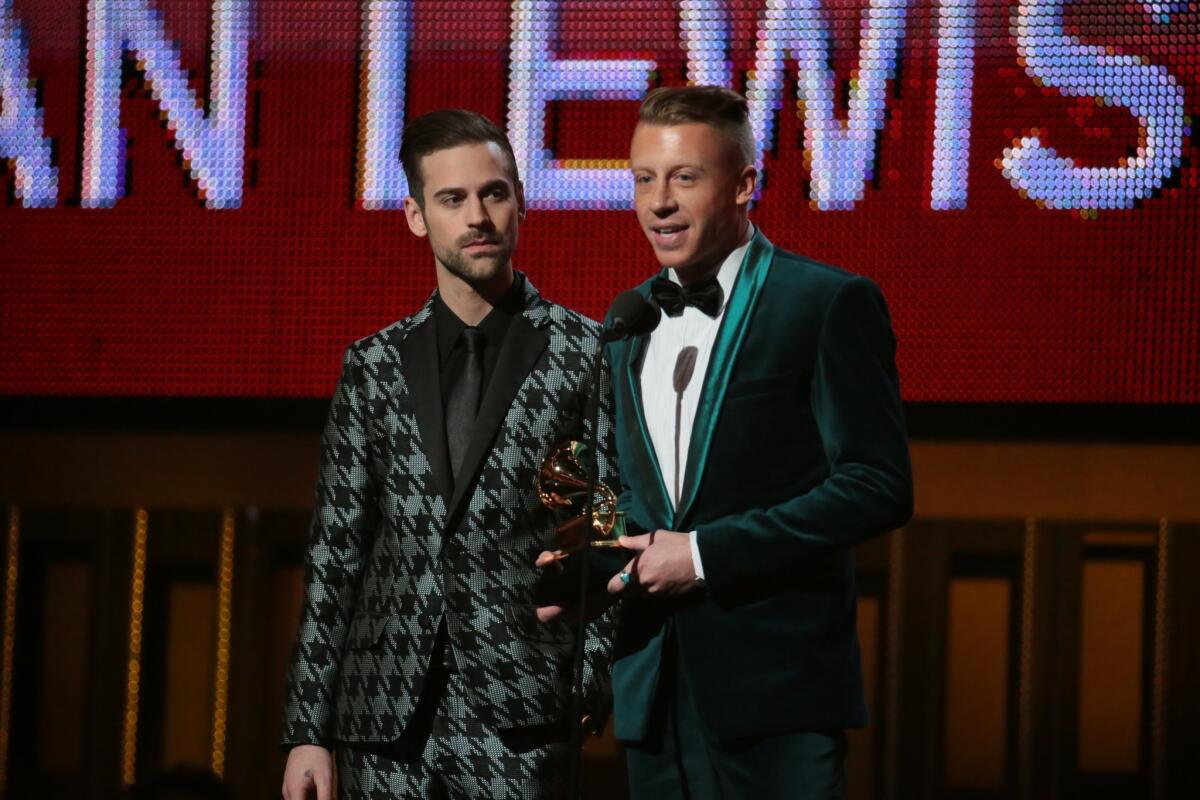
[532,439,631,608]
[536,439,627,552]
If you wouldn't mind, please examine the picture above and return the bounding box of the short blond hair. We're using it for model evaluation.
[638,86,756,166]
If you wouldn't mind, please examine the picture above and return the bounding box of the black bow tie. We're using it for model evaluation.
[650,276,724,318]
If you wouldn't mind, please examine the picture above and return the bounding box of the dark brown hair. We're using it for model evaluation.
[400,109,519,206]
[638,86,755,166]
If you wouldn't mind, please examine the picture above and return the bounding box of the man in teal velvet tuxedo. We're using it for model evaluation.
[603,87,913,798]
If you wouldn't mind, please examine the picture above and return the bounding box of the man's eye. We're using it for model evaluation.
[442,196,462,206]
[675,173,695,183]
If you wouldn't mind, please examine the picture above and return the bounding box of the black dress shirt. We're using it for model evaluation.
[432,275,525,410]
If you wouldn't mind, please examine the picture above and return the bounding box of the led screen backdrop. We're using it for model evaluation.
[1,0,1197,401]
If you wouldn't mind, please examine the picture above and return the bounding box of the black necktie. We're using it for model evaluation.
[650,276,724,318]
[445,327,486,482]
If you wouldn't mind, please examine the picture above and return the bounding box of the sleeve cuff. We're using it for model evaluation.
[688,530,706,582]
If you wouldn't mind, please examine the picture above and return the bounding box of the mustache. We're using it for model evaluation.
[457,232,502,247]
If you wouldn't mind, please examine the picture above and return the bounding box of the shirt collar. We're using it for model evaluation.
[433,272,525,359]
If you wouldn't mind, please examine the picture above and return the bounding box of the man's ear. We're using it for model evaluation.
[404,195,428,237]
[735,164,757,207]
[516,179,527,221]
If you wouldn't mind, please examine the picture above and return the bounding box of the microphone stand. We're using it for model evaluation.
[566,340,606,800]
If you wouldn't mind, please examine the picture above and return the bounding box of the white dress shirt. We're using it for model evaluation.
[638,226,754,581]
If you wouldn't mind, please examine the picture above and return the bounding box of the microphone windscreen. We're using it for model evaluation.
[605,290,661,341]
[673,346,699,394]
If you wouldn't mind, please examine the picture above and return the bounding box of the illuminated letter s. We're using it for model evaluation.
[1004,0,1187,210]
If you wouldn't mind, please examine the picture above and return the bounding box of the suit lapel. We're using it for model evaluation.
[675,231,775,528]
[622,281,673,528]
[446,280,550,519]
[399,301,453,503]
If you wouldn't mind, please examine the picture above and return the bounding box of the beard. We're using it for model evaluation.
[432,230,515,286]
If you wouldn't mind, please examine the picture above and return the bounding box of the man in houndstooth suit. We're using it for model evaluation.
[280,109,617,800]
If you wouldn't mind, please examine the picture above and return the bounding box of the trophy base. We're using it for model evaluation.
[534,544,628,603]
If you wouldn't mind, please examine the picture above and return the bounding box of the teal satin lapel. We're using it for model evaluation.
[674,232,774,528]
[623,280,673,528]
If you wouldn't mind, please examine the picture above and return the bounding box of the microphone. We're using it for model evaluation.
[601,290,661,343]
[560,287,660,799]
[672,346,698,506]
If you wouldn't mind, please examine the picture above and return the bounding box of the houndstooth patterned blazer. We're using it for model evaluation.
[281,275,618,747]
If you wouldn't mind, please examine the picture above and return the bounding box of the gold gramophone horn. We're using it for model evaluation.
[537,441,623,551]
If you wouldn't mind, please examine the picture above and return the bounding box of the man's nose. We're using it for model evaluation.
[466,194,492,227]
[650,180,676,216]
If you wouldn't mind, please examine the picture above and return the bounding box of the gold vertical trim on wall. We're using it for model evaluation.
[1017,517,1037,800]
[1151,518,1170,800]
[210,509,236,779]
[0,507,20,796]
[121,509,149,787]
[882,528,905,800]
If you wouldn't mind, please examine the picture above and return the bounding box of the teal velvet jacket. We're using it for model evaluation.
[605,230,913,742]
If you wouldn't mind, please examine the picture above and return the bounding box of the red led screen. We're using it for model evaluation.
[1,0,1197,401]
